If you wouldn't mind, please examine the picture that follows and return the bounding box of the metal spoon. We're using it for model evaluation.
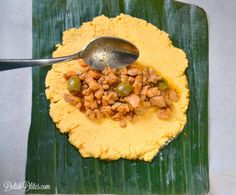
[0,36,139,71]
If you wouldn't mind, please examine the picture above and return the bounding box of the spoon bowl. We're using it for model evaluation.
[81,36,139,70]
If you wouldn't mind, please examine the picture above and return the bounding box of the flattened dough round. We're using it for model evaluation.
[45,14,189,162]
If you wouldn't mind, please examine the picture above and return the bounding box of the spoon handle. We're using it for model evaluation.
[0,52,82,71]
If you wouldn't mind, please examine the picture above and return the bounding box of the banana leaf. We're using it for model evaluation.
[26,0,209,194]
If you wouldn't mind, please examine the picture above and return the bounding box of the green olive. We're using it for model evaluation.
[67,75,81,94]
[158,79,168,91]
[116,80,133,97]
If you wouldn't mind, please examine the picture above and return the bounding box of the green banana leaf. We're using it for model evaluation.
[26,0,209,194]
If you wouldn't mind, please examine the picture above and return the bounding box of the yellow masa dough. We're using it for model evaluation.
[45,14,189,162]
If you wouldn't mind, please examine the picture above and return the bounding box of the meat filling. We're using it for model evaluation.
[64,60,179,127]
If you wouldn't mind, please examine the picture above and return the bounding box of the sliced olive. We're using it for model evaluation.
[67,75,81,94]
[116,80,133,97]
[158,79,168,91]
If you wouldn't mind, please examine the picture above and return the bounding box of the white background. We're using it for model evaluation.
[0,0,236,194]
